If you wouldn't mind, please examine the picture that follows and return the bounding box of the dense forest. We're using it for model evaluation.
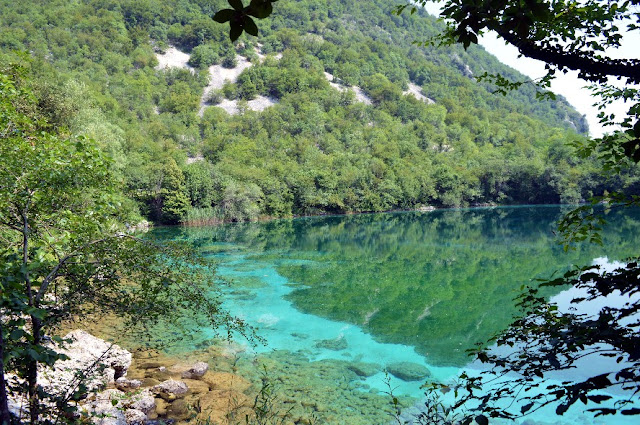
[1,0,637,225]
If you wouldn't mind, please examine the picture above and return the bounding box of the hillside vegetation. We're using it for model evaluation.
[2,0,637,224]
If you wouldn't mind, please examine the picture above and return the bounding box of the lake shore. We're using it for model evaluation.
[64,317,415,425]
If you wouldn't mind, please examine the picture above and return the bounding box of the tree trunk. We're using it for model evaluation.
[27,316,41,424]
[0,322,12,425]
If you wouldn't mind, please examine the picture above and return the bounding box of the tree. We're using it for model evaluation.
[213,0,640,420]
[0,61,249,423]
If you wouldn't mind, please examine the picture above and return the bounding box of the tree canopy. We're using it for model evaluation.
[0,60,250,423]
[5,0,630,227]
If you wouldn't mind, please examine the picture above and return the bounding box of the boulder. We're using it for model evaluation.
[40,330,132,395]
[124,409,147,425]
[166,399,190,420]
[152,379,188,401]
[314,336,348,351]
[181,361,209,379]
[347,362,381,378]
[125,389,156,414]
[116,377,141,391]
[88,389,127,425]
[386,362,431,381]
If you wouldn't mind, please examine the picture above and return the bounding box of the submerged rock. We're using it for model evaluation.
[152,379,189,400]
[201,371,251,392]
[347,362,381,378]
[154,398,169,416]
[126,389,156,414]
[386,362,431,381]
[166,399,190,420]
[183,378,210,394]
[314,336,348,351]
[181,361,209,379]
[197,389,251,423]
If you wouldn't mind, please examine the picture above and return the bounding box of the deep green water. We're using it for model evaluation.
[152,206,640,424]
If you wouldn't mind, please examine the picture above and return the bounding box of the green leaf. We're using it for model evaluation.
[249,0,273,19]
[230,23,243,41]
[213,9,235,23]
[229,0,244,11]
[244,16,259,36]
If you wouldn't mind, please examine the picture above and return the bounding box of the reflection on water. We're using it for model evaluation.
[151,206,640,423]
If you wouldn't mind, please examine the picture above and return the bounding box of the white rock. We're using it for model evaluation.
[88,389,155,424]
[94,409,126,425]
[152,379,188,400]
[40,330,132,396]
[89,390,127,425]
[127,390,156,414]
[155,46,193,73]
[116,377,141,391]
[181,361,209,379]
[124,409,147,425]
[94,389,125,404]
[403,82,435,104]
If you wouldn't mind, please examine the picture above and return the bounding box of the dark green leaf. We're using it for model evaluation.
[244,16,258,36]
[230,23,243,41]
[475,415,488,425]
[556,403,569,415]
[521,402,534,414]
[228,0,244,11]
[213,9,235,23]
[587,395,612,404]
[249,0,273,19]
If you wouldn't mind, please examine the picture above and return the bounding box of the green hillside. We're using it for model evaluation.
[2,0,636,224]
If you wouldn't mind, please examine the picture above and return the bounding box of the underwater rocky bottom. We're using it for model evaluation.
[126,342,417,425]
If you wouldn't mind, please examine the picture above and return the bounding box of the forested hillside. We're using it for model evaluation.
[2,0,636,224]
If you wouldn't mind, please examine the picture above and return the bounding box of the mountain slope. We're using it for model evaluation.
[2,0,634,224]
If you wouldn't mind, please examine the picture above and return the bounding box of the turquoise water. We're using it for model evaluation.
[153,206,640,424]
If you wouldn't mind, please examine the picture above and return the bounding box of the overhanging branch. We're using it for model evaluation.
[498,30,640,84]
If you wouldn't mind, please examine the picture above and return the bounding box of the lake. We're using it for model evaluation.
[151,206,640,424]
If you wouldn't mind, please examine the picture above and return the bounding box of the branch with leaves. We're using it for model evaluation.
[213,0,279,41]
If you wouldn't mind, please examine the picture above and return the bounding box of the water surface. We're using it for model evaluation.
[153,206,640,424]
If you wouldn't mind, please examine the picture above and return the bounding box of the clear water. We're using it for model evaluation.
[151,206,640,424]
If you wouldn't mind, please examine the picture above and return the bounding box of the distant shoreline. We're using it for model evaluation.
[176,202,588,228]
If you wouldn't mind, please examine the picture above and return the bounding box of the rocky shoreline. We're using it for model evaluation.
[9,321,425,425]
[8,330,255,425]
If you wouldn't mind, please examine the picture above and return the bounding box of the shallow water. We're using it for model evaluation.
[152,206,640,424]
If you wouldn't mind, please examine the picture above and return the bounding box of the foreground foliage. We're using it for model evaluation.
[0,62,248,423]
